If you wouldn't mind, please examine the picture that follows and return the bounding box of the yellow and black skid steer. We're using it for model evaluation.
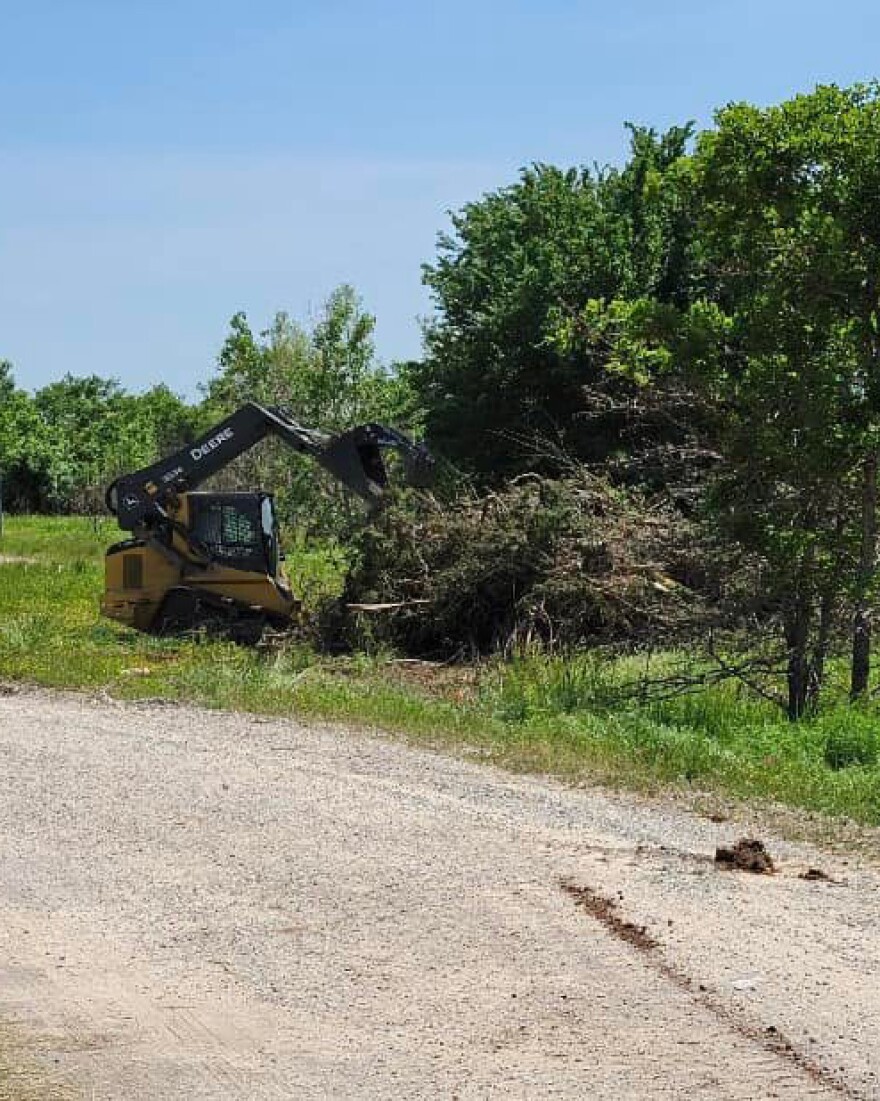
[101,402,432,642]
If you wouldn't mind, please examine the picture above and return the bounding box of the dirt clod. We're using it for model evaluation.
[715,838,775,874]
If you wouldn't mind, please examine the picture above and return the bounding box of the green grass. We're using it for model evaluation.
[479,653,880,823]
[2,515,880,829]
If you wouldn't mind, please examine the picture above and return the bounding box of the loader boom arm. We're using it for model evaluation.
[107,402,431,532]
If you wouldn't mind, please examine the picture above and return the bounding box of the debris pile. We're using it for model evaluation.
[714,837,775,874]
[327,476,711,657]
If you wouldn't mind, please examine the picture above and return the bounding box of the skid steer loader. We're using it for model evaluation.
[101,402,432,641]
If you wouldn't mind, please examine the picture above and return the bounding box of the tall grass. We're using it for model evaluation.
[478,650,880,822]
[2,516,880,826]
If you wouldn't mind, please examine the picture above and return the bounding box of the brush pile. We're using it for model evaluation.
[326,474,714,658]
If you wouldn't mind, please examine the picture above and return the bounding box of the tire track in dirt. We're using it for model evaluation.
[560,878,859,1099]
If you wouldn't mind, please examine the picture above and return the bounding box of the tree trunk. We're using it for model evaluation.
[807,506,844,715]
[806,588,834,714]
[785,593,811,721]
[851,451,878,701]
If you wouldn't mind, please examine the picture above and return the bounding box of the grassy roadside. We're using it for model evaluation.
[1,516,880,830]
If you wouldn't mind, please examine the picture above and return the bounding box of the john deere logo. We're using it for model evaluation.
[190,428,234,461]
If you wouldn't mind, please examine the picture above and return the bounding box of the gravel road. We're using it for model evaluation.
[0,688,878,1099]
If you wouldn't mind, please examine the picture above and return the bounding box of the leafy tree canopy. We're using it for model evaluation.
[413,124,696,477]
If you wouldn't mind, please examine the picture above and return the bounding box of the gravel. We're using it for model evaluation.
[0,687,877,1099]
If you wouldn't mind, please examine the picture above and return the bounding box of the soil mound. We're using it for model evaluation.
[714,838,775,874]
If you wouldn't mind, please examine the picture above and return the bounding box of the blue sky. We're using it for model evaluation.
[2,0,879,395]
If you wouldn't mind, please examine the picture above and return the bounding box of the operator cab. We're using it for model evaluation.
[187,491,282,576]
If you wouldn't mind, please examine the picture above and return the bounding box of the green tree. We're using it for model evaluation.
[202,286,411,534]
[414,125,696,479]
[123,384,199,469]
[0,369,200,513]
[32,374,188,507]
[691,82,880,711]
[0,362,55,511]
[547,85,880,716]
[0,360,13,402]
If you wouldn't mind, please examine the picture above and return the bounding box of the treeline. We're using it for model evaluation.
[0,365,197,513]
[0,286,408,529]
[3,82,880,717]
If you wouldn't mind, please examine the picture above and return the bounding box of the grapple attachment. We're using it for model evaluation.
[319,424,435,501]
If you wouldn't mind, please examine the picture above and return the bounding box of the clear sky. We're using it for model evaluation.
[2,0,879,395]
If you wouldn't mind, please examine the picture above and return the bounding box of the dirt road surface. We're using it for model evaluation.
[0,688,878,1099]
